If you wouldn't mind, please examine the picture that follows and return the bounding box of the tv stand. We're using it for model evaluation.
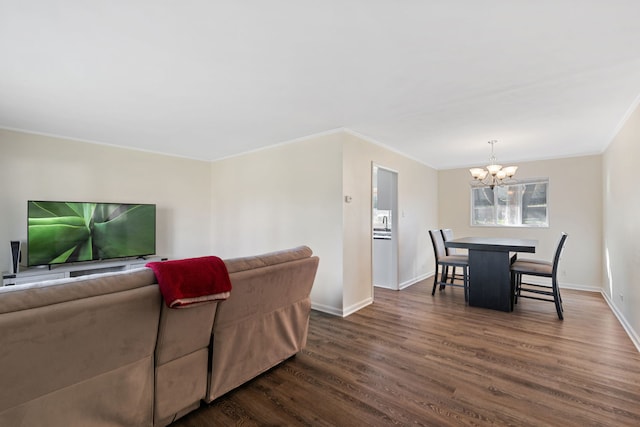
[2,257,163,287]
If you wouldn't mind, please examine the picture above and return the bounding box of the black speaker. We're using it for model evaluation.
[10,240,21,274]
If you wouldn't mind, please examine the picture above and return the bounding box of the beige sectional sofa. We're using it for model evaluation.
[0,246,319,427]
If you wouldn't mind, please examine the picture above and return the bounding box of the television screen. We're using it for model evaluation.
[27,201,156,266]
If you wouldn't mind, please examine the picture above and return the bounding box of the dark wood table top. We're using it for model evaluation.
[445,236,537,253]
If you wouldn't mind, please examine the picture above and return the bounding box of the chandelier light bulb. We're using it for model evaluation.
[468,140,518,188]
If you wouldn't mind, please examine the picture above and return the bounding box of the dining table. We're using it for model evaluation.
[444,237,537,312]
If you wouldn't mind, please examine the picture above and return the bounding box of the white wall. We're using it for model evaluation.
[603,102,640,348]
[438,155,603,290]
[210,130,439,316]
[342,132,438,310]
[0,129,212,272]
[209,132,345,314]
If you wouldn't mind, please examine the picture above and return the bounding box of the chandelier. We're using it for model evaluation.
[469,140,518,189]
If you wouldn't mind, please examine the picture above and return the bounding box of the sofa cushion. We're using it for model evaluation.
[0,268,157,313]
[0,268,160,426]
[223,245,312,274]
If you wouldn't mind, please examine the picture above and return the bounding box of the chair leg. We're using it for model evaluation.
[450,266,456,284]
[440,267,448,291]
[432,264,439,295]
[440,266,448,290]
[553,278,564,320]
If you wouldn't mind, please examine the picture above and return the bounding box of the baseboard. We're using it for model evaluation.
[601,291,640,353]
[311,270,433,317]
[311,297,374,318]
[522,277,601,293]
[343,297,373,317]
[374,283,397,290]
[310,302,343,317]
[399,272,432,290]
[559,282,601,292]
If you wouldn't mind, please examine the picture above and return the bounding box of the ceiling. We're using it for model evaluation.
[2,1,640,169]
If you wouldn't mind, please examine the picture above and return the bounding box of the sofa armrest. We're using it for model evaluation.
[206,248,319,402]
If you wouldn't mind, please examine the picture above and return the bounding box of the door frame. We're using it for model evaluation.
[371,163,399,292]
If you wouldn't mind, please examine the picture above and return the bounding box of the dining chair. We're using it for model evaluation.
[429,229,469,301]
[441,228,464,287]
[510,232,568,320]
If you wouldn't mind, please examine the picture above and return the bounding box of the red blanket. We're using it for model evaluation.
[146,256,232,308]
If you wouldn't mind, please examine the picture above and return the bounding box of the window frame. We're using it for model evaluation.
[469,178,550,228]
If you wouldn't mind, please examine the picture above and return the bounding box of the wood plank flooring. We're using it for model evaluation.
[173,279,640,426]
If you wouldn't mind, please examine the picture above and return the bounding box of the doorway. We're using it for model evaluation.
[372,164,398,290]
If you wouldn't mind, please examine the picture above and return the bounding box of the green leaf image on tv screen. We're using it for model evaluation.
[93,205,156,259]
[28,201,155,265]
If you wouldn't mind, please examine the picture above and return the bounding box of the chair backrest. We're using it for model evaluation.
[441,228,456,255]
[551,232,568,276]
[429,229,446,260]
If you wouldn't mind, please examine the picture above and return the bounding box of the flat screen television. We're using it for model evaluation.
[27,200,156,266]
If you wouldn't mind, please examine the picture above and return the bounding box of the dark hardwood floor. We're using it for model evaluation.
[173,279,640,426]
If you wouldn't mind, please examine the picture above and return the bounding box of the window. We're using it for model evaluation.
[471,179,549,227]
